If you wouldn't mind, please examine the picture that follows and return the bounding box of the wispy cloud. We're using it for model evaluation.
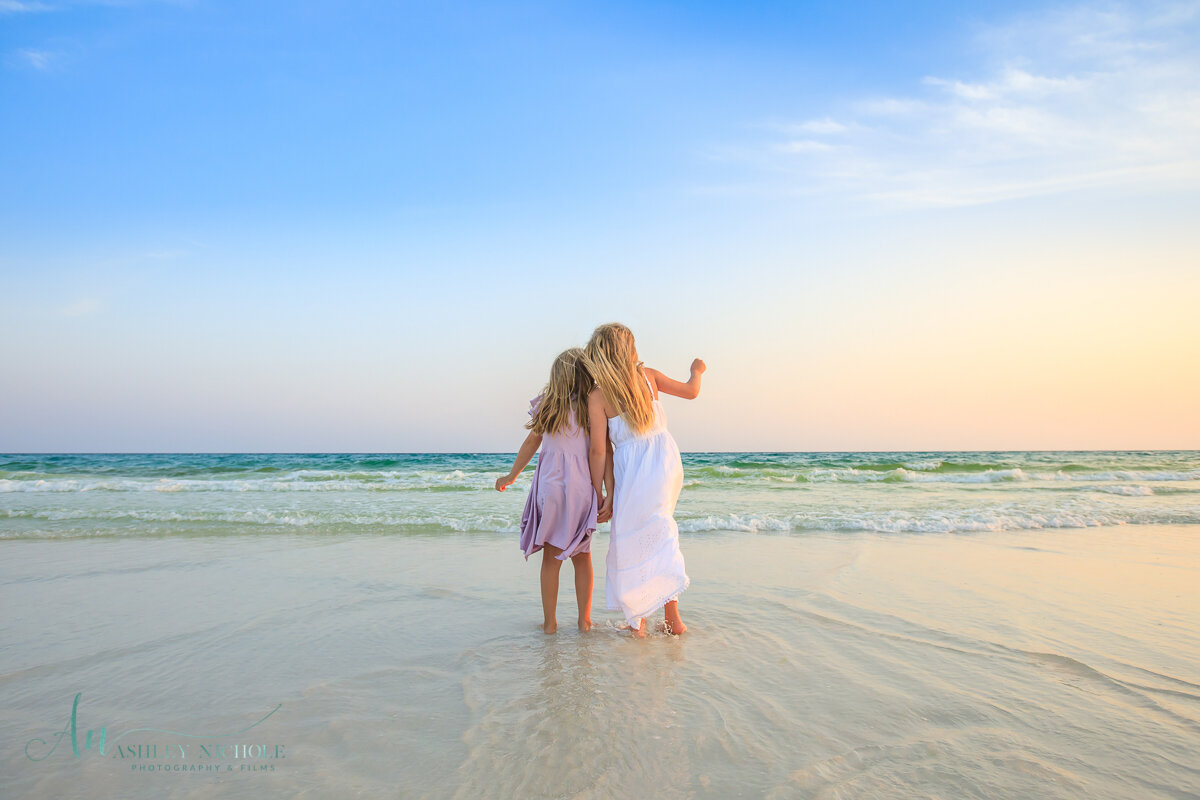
[1,0,200,20]
[0,1,52,12]
[737,1,1200,207]
[1,0,194,10]
[778,139,835,154]
[789,118,848,135]
[13,48,56,69]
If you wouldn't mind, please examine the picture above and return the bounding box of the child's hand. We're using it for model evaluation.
[691,358,706,375]
[495,472,517,492]
[597,492,613,523]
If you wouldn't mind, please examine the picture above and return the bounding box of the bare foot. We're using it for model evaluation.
[578,618,592,632]
[631,618,647,639]
[663,604,687,635]
[543,621,557,635]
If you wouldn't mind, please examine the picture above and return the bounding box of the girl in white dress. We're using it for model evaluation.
[583,323,706,638]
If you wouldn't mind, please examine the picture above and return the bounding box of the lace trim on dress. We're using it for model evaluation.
[624,576,690,625]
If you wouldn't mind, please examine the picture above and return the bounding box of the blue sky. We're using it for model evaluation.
[2,0,1198,451]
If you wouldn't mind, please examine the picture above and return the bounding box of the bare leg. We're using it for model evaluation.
[663,600,687,635]
[631,618,647,638]
[540,545,564,634]
[571,552,593,631]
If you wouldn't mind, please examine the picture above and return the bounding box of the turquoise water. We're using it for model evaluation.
[2,451,1198,539]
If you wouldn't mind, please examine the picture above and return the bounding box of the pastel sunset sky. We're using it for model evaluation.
[2,0,1197,452]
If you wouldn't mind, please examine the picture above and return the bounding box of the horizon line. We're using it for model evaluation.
[3,449,1198,456]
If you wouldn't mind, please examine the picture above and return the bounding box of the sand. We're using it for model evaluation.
[2,524,1198,798]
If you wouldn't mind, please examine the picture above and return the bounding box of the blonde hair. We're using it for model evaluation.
[583,322,654,435]
[527,348,593,437]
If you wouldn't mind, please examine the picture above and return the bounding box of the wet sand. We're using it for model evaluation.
[2,525,1198,798]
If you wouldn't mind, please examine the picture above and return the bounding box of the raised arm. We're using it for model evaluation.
[495,430,543,491]
[645,359,706,400]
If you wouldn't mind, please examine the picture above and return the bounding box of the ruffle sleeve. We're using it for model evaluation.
[528,393,544,418]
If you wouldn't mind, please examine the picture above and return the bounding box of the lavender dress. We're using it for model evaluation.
[519,395,598,560]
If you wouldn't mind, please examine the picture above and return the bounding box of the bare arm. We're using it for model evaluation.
[604,437,614,497]
[645,359,706,400]
[495,430,543,491]
[587,389,610,496]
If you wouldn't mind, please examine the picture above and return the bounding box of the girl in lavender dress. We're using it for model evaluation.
[496,348,613,634]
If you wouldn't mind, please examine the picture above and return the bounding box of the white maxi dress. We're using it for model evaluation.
[605,374,690,625]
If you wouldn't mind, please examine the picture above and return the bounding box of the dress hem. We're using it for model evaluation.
[522,526,595,561]
[608,576,690,626]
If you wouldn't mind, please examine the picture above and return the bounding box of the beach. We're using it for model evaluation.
[2,453,1199,798]
[7,0,1199,796]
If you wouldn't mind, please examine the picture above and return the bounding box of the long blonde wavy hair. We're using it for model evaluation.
[583,322,654,435]
[527,348,593,437]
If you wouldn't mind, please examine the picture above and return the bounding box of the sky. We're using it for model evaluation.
[1,0,1198,452]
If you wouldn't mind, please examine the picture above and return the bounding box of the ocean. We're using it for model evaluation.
[3,450,1199,539]
[2,451,1198,798]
